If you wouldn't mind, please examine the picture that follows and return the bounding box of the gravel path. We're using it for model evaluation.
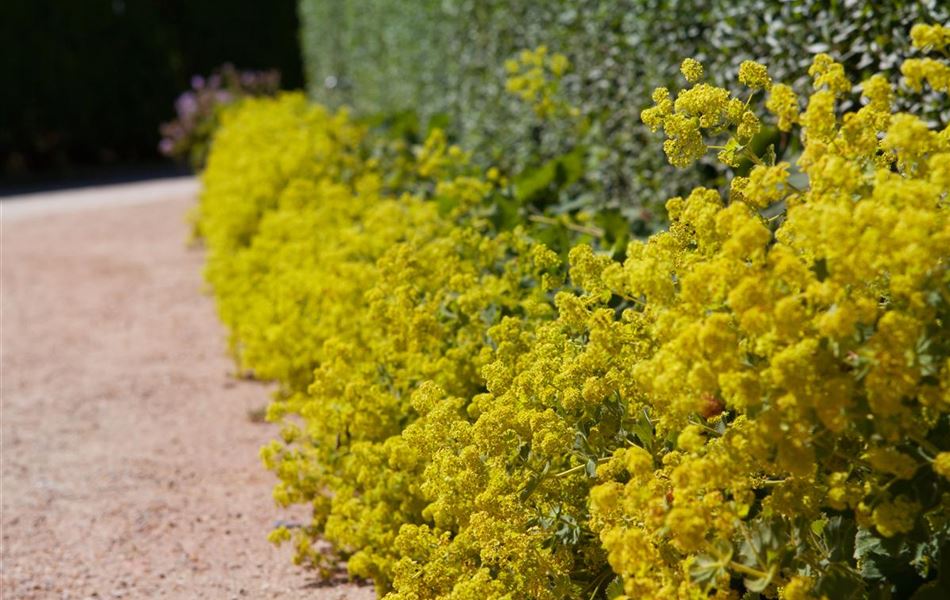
[1,180,374,599]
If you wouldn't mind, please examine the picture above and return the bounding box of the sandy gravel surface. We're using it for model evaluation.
[1,182,374,599]
[1,177,201,222]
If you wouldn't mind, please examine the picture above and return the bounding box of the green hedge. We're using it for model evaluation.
[298,0,948,229]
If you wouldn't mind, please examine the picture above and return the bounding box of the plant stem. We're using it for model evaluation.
[728,561,771,580]
[910,434,941,457]
[555,457,611,478]
[529,214,605,237]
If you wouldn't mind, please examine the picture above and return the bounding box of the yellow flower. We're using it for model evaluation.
[901,58,950,93]
[680,58,704,83]
[779,576,815,600]
[504,46,577,118]
[910,23,950,52]
[738,60,771,90]
[549,53,570,77]
[808,53,851,94]
[934,452,950,479]
[864,447,919,479]
[661,113,706,167]
[872,496,920,538]
[800,89,837,142]
[677,425,706,452]
[733,163,791,208]
[766,83,800,131]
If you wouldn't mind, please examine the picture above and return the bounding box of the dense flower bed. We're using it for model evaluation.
[198,26,949,599]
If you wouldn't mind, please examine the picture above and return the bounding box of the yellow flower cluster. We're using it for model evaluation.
[808,53,852,94]
[910,23,950,52]
[680,58,704,83]
[584,30,949,599]
[201,28,950,600]
[201,94,573,593]
[901,58,950,94]
[902,24,950,94]
[198,94,370,388]
[738,60,772,90]
[766,84,799,132]
[641,59,766,167]
[505,45,577,119]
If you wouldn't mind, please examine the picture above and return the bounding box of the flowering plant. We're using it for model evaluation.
[199,25,949,600]
[159,64,280,170]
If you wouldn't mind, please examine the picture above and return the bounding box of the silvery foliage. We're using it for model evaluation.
[299,0,948,231]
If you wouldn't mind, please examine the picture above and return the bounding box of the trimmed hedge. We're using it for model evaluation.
[298,0,948,230]
[200,28,950,599]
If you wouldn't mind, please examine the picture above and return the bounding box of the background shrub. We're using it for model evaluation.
[298,0,948,230]
[159,64,281,170]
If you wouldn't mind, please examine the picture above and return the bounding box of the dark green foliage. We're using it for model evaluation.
[0,0,303,182]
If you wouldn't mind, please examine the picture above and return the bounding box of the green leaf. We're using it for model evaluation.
[513,160,558,204]
[519,461,550,501]
[629,409,654,453]
[554,145,586,188]
[605,576,625,599]
[812,257,830,282]
[593,209,630,251]
[738,518,783,568]
[814,562,867,600]
[689,553,728,588]
[512,146,586,206]
[690,539,733,589]
[822,516,857,563]
[585,458,597,478]
[855,528,891,581]
[854,526,934,584]
[489,194,523,231]
[743,566,775,593]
